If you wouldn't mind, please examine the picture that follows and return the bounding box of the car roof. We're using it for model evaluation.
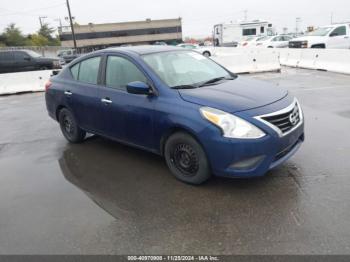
[102,45,184,55]
[0,49,29,53]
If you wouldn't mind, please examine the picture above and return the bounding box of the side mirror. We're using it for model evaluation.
[126,81,151,95]
[330,33,338,37]
[24,57,31,61]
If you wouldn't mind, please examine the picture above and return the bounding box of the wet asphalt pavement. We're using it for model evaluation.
[1,67,350,255]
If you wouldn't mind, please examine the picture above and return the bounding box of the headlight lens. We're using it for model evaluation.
[200,107,266,139]
[301,41,308,48]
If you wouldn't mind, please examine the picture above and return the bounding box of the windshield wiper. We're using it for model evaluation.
[171,84,198,90]
[198,76,234,87]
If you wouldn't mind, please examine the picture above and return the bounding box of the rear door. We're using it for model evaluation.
[271,36,284,47]
[65,56,103,132]
[98,54,155,148]
[0,52,15,73]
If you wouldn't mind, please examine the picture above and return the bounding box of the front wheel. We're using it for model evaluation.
[164,132,211,184]
[58,108,86,143]
[203,51,211,57]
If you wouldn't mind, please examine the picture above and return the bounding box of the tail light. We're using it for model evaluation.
[45,80,52,92]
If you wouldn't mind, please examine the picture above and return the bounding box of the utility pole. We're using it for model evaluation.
[295,17,301,34]
[54,18,63,34]
[39,16,47,28]
[66,0,77,51]
[331,12,334,24]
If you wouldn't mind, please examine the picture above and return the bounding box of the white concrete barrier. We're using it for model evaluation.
[278,48,350,75]
[278,49,303,68]
[211,47,281,74]
[314,49,350,75]
[0,70,51,95]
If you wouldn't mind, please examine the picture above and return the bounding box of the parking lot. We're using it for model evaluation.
[1,67,350,255]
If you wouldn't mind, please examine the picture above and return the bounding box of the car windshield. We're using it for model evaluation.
[142,51,233,88]
[245,37,255,41]
[307,27,333,36]
[256,36,266,41]
[257,36,273,42]
[25,50,42,58]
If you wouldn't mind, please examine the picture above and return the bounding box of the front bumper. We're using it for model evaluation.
[200,96,305,178]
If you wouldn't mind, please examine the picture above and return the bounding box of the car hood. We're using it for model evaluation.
[178,76,288,113]
[291,36,326,43]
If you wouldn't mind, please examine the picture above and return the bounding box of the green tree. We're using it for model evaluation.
[29,34,49,46]
[38,23,61,46]
[2,23,26,46]
[38,23,55,41]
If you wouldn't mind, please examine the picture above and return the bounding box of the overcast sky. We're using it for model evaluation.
[0,0,349,37]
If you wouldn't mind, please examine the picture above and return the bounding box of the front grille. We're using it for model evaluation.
[289,41,302,48]
[261,102,301,135]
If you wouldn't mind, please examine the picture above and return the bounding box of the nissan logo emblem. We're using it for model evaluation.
[289,107,299,126]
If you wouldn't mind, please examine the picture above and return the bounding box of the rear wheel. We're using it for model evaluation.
[164,132,211,184]
[58,108,86,143]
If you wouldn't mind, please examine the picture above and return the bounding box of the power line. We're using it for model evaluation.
[0,2,65,17]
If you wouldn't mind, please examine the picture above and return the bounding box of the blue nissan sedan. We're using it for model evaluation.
[45,46,304,184]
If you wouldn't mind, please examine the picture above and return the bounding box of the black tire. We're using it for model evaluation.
[164,132,211,184]
[58,108,86,143]
[311,45,325,49]
[203,51,211,57]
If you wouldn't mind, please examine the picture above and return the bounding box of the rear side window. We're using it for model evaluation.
[106,56,147,89]
[0,52,13,61]
[14,51,30,61]
[70,57,101,84]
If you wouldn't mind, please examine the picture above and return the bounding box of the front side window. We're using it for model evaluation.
[77,57,101,84]
[70,63,80,80]
[331,26,346,36]
[14,51,30,61]
[143,51,231,88]
[106,56,147,89]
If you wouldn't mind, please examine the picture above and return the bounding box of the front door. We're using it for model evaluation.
[328,26,349,48]
[99,55,155,149]
[14,51,35,72]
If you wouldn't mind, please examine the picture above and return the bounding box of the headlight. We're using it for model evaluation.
[301,41,308,48]
[200,107,266,139]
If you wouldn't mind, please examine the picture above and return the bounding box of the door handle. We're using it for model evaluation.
[344,36,349,39]
[101,98,112,104]
[64,91,72,96]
